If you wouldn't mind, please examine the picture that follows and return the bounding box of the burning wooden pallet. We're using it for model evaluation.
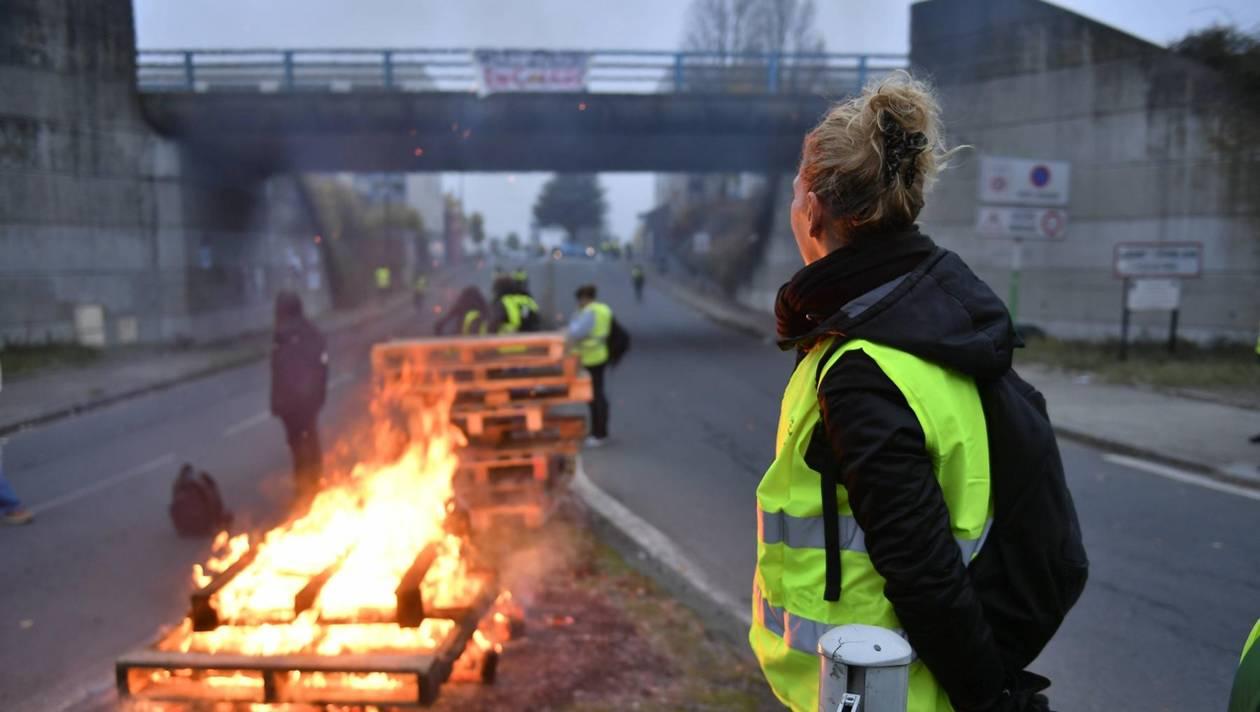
[374,333,590,533]
[117,541,503,708]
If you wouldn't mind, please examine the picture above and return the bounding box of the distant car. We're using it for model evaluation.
[550,244,596,261]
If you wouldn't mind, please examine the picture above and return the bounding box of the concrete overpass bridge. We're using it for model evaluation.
[137,48,907,173]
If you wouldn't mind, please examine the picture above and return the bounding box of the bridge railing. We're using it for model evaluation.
[136,48,907,95]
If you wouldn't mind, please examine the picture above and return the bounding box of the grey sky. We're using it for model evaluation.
[134,0,1260,240]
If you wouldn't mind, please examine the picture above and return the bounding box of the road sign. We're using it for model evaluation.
[979,156,1071,206]
[976,206,1068,240]
[1126,278,1182,311]
[1114,242,1203,278]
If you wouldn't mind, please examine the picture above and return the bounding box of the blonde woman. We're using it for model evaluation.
[750,74,1086,711]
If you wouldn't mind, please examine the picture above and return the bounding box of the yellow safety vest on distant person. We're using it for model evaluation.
[461,309,487,336]
[751,337,993,712]
[497,294,539,335]
[375,267,391,290]
[575,302,612,367]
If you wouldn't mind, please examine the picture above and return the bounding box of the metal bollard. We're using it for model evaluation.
[818,624,913,712]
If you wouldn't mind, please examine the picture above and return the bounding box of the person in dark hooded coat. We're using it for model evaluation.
[270,291,328,503]
[750,73,1084,712]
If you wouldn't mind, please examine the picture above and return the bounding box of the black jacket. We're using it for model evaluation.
[270,315,328,422]
[776,228,1019,712]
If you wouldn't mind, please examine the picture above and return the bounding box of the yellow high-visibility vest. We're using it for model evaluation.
[751,337,992,712]
[575,302,612,367]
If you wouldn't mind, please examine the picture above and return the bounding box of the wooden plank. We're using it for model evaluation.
[190,548,258,632]
[395,542,439,627]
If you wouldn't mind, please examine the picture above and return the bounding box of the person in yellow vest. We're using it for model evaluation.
[631,264,645,303]
[434,286,488,336]
[1231,619,1260,712]
[489,276,540,335]
[567,284,611,446]
[753,73,1083,712]
[412,273,428,311]
[512,267,530,292]
[374,265,392,302]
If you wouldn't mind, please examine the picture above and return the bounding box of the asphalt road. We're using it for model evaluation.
[563,260,1260,712]
[0,258,1256,712]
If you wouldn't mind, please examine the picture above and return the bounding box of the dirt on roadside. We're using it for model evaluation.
[434,504,777,712]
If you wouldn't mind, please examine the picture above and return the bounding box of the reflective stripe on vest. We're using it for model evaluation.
[750,337,991,712]
[461,309,486,336]
[758,505,993,563]
[755,578,906,658]
[577,302,612,367]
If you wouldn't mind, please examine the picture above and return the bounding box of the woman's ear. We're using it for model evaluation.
[806,191,826,241]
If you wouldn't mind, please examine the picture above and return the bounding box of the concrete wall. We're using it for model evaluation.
[911,0,1260,342]
[0,0,329,346]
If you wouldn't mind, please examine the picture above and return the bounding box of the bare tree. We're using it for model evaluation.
[683,0,762,60]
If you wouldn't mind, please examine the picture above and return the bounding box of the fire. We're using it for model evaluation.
[165,367,481,659]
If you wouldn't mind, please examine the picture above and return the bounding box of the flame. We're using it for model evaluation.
[163,365,489,674]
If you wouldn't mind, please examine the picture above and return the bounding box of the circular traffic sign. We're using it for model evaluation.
[1030,164,1051,188]
[1040,209,1065,238]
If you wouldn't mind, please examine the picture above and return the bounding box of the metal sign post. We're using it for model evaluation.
[1008,238,1023,325]
[976,156,1071,326]
[1113,243,1202,360]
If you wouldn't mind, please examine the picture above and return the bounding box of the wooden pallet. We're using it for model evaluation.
[468,414,587,447]
[117,574,498,708]
[373,333,570,375]
[443,376,593,409]
[459,483,557,532]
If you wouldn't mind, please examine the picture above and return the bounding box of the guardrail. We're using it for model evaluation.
[136,48,907,95]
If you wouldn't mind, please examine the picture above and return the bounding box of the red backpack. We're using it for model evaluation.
[170,463,232,537]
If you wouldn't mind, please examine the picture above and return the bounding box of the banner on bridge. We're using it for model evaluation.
[475,50,589,94]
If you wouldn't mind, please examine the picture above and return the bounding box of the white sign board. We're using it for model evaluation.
[1126,278,1182,311]
[976,206,1068,240]
[979,156,1071,207]
[1114,242,1202,278]
[691,232,711,255]
[475,50,589,94]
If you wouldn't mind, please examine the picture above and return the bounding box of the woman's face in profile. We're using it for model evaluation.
[790,170,829,265]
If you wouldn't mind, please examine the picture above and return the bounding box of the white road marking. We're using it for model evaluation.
[1102,453,1260,502]
[572,457,752,628]
[30,453,177,515]
[222,411,270,438]
[329,371,356,391]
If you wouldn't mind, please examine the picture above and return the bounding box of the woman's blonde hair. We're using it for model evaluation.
[800,71,957,234]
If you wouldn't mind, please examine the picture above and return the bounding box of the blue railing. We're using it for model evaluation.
[136,48,907,95]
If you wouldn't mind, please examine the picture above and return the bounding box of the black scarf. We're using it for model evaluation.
[774,226,936,345]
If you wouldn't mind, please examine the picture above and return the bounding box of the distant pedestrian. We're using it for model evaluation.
[412,273,428,311]
[374,265,392,301]
[270,292,328,506]
[0,360,32,526]
[631,264,646,303]
[435,286,489,336]
[567,284,612,446]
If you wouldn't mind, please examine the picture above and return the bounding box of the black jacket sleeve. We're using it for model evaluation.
[817,350,1006,712]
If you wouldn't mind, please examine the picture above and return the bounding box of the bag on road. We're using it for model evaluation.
[607,318,631,366]
[170,463,232,537]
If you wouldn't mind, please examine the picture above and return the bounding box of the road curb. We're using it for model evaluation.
[652,277,773,342]
[655,273,1260,494]
[0,298,410,438]
[572,460,755,653]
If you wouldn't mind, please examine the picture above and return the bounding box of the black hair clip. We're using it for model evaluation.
[881,117,927,188]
